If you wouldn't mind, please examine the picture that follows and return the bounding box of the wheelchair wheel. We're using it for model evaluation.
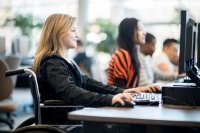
[12,125,69,133]
[13,116,82,133]
[15,116,35,129]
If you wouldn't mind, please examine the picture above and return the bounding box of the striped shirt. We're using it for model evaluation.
[107,48,138,88]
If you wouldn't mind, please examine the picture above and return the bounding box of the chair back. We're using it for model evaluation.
[4,55,21,86]
[4,55,21,70]
[0,59,13,100]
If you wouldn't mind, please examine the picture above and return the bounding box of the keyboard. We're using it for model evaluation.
[168,82,196,87]
[132,92,161,106]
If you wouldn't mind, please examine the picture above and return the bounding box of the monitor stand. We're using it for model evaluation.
[183,78,193,83]
[187,65,200,86]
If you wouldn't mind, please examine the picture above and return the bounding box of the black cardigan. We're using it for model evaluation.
[37,55,124,107]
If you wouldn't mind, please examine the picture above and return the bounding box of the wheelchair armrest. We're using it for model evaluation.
[43,100,84,109]
[44,100,65,106]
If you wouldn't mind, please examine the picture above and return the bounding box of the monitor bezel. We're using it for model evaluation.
[197,23,200,69]
[179,10,198,74]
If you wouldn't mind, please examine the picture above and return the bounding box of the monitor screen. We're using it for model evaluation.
[197,23,200,69]
[179,10,198,74]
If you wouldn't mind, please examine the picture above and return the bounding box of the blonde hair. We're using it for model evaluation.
[32,14,77,73]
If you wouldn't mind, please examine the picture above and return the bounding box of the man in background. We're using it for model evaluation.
[152,38,185,84]
[138,32,156,86]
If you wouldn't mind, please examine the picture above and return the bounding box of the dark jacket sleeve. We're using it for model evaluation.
[114,78,127,88]
[81,75,124,94]
[43,59,114,107]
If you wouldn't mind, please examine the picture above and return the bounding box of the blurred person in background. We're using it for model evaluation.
[152,38,185,84]
[138,32,156,86]
[73,39,93,77]
[107,18,160,92]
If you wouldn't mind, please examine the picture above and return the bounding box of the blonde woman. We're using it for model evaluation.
[33,14,159,109]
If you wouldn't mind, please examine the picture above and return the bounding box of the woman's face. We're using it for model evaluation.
[134,21,146,46]
[61,25,78,49]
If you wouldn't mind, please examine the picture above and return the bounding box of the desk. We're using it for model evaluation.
[68,105,200,132]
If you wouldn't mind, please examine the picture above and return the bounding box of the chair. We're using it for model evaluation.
[0,59,17,131]
[4,55,21,87]
[5,68,84,133]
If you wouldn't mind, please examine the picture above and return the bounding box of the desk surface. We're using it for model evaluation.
[68,105,200,127]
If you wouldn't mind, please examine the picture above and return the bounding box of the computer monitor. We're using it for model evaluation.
[0,37,6,57]
[179,10,200,85]
[197,23,200,69]
[12,38,20,55]
[179,10,198,74]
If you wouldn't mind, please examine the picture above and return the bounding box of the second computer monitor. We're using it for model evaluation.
[197,23,200,69]
[179,10,198,74]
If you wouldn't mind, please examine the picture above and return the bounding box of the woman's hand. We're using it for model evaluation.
[138,84,161,93]
[123,88,141,94]
[111,93,133,105]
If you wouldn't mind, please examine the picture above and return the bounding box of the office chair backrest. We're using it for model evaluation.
[4,55,21,86]
[0,59,13,100]
[29,74,41,124]
[4,55,21,70]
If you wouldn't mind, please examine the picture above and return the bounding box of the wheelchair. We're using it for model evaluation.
[5,68,84,133]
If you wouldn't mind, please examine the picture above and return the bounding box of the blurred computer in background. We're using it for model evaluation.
[0,37,6,57]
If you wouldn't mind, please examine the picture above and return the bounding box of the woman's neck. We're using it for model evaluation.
[61,49,71,62]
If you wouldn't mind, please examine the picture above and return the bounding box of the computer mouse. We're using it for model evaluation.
[113,101,135,108]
